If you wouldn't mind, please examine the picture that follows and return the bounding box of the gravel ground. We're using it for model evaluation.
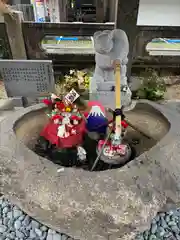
[0,197,72,240]
[1,197,180,240]
[135,210,180,240]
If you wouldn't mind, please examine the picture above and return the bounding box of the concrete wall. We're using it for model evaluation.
[137,0,180,26]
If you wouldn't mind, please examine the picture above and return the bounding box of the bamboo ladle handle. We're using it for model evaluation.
[114,60,121,139]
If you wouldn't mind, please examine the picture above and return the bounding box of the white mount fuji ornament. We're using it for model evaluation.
[86,105,108,134]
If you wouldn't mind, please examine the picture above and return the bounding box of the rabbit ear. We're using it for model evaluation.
[111,29,129,61]
[93,29,129,62]
[93,30,113,54]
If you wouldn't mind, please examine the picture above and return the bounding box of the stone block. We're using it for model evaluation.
[0,60,55,98]
[0,99,14,111]
[12,97,24,107]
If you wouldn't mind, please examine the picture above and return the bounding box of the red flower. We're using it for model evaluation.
[83,112,89,118]
[56,101,65,110]
[43,99,52,105]
[121,120,128,128]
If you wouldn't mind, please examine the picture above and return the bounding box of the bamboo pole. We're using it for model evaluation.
[114,59,121,140]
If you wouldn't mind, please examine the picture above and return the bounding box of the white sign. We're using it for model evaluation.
[35,0,46,22]
[64,89,80,104]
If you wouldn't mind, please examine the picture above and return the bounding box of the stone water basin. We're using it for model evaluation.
[1,100,180,240]
[124,102,169,156]
[14,102,169,162]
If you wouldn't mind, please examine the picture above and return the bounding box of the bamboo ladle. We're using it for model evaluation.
[114,59,122,141]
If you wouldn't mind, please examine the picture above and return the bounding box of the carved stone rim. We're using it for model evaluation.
[0,100,179,240]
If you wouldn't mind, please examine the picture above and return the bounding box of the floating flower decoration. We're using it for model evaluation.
[56,101,65,111]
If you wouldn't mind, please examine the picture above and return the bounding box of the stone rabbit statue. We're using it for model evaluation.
[90,29,132,108]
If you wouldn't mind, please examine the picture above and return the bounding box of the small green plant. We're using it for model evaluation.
[135,68,166,101]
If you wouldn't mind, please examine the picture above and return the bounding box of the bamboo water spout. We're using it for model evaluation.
[113,59,122,144]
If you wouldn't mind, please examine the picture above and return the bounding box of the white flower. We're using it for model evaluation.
[70,69,75,75]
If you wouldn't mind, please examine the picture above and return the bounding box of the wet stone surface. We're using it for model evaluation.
[0,197,72,240]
